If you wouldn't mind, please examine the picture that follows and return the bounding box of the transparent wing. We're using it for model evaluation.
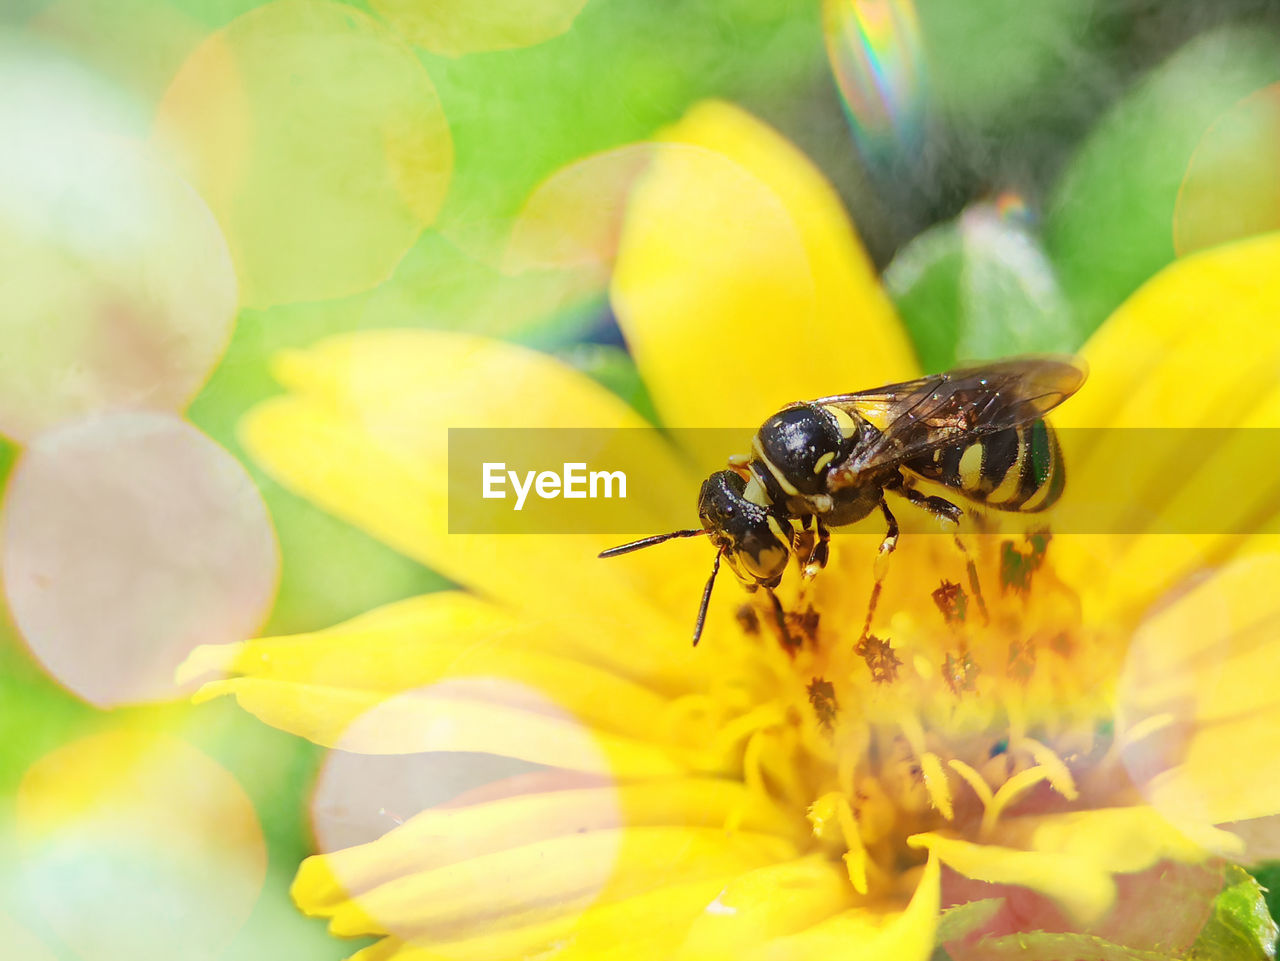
[817,356,1086,485]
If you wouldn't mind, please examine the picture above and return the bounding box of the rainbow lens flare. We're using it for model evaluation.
[822,0,928,165]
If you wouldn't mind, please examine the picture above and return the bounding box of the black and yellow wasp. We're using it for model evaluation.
[600,356,1087,645]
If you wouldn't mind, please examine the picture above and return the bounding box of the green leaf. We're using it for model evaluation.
[1188,864,1278,961]
[936,898,1005,945]
[886,201,1079,369]
[915,0,1096,128]
[1044,24,1280,340]
[959,866,1278,961]
[884,222,964,372]
[421,0,825,244]
[966,931,1173,961]
[954,208,1076,360]
[361,231,605,344]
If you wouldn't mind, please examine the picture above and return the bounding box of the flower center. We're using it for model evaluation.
[714,528,1120,898]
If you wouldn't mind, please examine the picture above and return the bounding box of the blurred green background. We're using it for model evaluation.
[3,0,1280,957]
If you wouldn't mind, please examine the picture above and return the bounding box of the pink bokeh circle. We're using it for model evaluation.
[2,411,278,706]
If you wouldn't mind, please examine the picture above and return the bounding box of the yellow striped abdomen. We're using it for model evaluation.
[904,419,1065,513]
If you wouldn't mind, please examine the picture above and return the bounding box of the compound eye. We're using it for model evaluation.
[697,470,746,526]
[756,405,843,496]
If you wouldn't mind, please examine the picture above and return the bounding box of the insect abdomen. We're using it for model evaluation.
[906,419,1065,513]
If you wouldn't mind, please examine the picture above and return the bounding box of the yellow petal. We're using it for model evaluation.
[612,100,916,430]
[1060,233,1280,431]
[1052,234,1280,618]
[312,825,793,941]
[1122,550,1280,832]
[997,807,1215,873]
[240,329,708,690]
[742,854,939,961]
[348,939,407,961]
[195,673,684,778]
[910,805,1211,924]
[294,778,804,914]
[180,591,690,746]
[908,832,1113,924]
[346,876,735,961]
[672,856,857,960]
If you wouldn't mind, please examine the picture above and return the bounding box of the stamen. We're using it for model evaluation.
[981,766,1052,838]
[920,752,954,820]
[710,702,786,756]
[1116,712,1176,751]
[716,500,1091,902]
[1014,736,1079,801]
[811,791,874,894]
[808,791,842,843]
[898,713,928,758]
[730,731,768,832]
[943,649,980,693]
[807,677,839,731]
[659,693,717,744]
[760,726,809,809]
[1091,712,1176,781]
[1004,695,1029,746]
[948,759,995,809]
[856,634,903,682]
[835,794,871,895]
[932,579,968,626]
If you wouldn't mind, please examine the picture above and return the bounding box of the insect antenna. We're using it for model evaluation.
[692,549,722,647]
[597,528,706,558]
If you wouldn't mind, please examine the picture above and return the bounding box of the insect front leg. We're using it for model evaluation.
[862,497,899,638]
[792,515,831,581]
[779,517,826,645]
[765,586,796,648]
[806,517,831,579]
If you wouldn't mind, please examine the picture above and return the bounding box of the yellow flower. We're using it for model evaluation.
[180,102,1280,960]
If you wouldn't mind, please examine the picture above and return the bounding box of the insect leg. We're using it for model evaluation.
[804,517,831,579]
[891,483,990,625]
[765,586,796,647]
[726,452,752,480]
[887,476,963,524]
[792,516,815,573]
[862,498,900,638]
[785,516,826,642]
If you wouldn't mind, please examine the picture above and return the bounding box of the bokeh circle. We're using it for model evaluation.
[3,412,279,707]
[0,44,235,441]
[14,730,267,961]
[154,0,454,307]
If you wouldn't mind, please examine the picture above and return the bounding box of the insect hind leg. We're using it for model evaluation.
[890,481,990,625]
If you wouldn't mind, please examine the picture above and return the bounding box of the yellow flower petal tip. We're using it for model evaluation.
[290,855,347,917]
[176,642,243,686]
[908,832,1116,925]
[189,678,239,706]
[612,98,916,429]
